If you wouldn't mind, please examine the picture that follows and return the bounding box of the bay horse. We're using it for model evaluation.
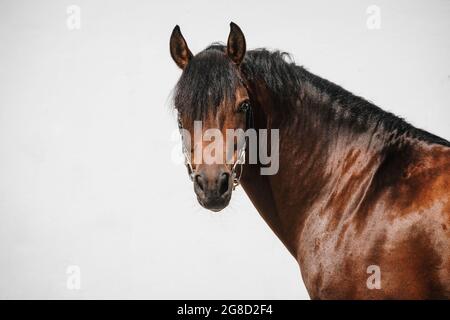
[169,22,450,299]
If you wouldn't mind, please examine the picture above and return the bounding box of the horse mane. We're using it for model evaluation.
[174,43,450,147]
[173,43,243,121]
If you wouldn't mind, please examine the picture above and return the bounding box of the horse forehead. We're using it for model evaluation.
[189,110,237,132]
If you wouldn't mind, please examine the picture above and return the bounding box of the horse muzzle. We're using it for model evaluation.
[193,166,233,212]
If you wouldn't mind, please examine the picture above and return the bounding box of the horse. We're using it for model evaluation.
[169,22,450,299]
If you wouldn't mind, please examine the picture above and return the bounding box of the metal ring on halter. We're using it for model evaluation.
[182,146,195,181]
[231,139,246,190]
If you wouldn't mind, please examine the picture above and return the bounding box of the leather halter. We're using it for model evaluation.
[177,105,253,190]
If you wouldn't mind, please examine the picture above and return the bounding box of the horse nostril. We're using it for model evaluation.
[195,174,205,192]
[219,172,230,196]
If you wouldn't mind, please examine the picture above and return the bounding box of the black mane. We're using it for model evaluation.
[174,44,242,121]
[173,44,450,147]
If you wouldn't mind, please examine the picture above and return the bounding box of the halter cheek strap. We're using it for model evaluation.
[178,117,196,181]
[230,136,246,190]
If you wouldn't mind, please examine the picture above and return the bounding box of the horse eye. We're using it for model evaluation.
[238,101,250,113]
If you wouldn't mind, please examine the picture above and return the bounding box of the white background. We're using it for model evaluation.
[0,0,449,299]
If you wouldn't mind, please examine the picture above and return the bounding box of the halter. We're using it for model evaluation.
[177,105,253,190]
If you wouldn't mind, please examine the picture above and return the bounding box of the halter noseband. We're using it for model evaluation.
[178,105,253,190]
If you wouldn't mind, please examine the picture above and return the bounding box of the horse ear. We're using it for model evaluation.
[227,22,246,65]
[170,25,193,69]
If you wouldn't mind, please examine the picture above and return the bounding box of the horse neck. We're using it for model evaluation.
[240,79,386,258]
